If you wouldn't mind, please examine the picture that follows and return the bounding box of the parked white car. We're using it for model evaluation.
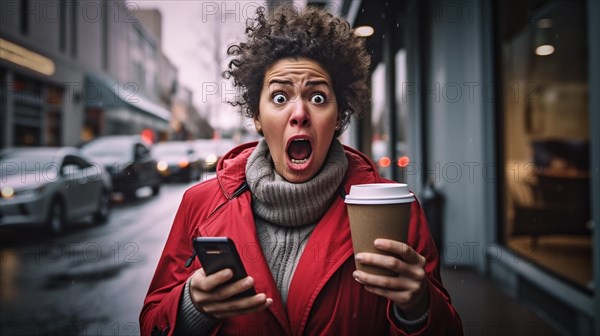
[0,147,112,233]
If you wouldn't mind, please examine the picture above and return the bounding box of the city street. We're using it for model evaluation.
[1,0,597,334]
[0,178,210,335]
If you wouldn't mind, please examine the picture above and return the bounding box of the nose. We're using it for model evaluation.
[289,100,310,127]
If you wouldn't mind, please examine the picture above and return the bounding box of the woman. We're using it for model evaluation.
[140,5,462,336]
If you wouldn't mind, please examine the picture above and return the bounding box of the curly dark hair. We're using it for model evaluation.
[223,5,371,136]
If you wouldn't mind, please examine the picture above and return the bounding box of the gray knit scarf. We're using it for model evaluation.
[245,138,348,227]
[245,138,347,305]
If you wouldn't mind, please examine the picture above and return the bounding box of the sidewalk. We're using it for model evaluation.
[441,267,561,336]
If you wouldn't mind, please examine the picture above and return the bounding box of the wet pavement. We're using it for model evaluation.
[0,181,197,335]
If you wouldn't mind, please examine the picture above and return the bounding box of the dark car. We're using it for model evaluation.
[81,135,161,199]
[0,147,112,233]
[152,141,203,182]
[193,139,238,172]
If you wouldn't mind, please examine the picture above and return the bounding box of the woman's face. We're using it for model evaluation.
[255,58,339,183]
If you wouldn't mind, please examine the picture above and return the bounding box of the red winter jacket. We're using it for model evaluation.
[140,142,463,335]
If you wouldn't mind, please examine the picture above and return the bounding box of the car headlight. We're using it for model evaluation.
[1,186,15,199]
[2,185,45,199]
[205,154,217,165]
[157,161,168,172]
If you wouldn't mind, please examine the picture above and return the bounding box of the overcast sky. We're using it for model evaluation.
[134,1,264,130]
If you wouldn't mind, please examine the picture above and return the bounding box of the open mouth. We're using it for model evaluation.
[287,138,312,164]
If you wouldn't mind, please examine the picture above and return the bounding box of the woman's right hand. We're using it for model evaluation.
[189,268,273,319]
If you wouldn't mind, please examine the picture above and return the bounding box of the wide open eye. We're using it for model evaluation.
[310,93,326,105]
[272,93,288,104]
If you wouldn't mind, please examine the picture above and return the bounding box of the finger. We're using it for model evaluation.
[203,293,270,317]
[191,268,233,292]
[208,276,256,302]
[374,239,426,266]
[214,298,273,319]
[355,252,411,275]
[353,270,417,291]
[363,284,410,302]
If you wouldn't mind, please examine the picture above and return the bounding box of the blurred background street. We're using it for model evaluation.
[1,0,599,335]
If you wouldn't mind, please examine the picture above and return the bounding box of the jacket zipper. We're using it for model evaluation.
[185,252,196,268]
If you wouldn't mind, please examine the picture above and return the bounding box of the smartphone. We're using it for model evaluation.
[192,237,256,298]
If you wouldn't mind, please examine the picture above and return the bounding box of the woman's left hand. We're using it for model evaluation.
[353,238,429,319]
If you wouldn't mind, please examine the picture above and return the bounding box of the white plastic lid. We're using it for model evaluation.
[344,183,415,205]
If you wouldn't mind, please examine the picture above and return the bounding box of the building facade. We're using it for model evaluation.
[0,0,173,148]
[336,0,599,334]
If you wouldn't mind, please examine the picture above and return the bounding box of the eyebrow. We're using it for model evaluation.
[268,79,294,87]
[306,80,330,88]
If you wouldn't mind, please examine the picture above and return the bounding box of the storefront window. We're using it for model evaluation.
[497,0,592,291]
[45,85,63,147]
[45,110,61,147]
[13,75,42,147]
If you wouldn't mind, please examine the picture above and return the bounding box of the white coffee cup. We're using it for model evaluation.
[345,183,415,276]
